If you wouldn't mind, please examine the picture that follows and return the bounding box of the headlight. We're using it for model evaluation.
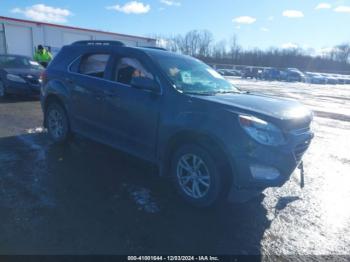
[7,74,26,83]
[239,115,286,146]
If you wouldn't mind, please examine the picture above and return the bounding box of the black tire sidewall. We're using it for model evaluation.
[171,144,222,208]
[46,102,69,143]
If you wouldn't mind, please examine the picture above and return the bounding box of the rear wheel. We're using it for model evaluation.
[171,144,223,208]
[46,102,70,143]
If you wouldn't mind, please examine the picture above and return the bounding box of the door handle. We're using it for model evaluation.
[103,91,119,98]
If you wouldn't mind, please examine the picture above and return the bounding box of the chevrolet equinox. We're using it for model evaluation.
[41,41,314,207]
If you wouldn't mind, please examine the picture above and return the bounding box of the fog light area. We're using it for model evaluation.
[250,164,280,180]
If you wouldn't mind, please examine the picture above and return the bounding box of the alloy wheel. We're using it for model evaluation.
[176,153,211,199]
[48,109,65,139]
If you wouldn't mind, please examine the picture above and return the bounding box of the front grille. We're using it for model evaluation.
[294,140,311,162]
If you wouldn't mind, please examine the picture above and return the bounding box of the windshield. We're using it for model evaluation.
[154,54,239,95]
[0,56,43,70]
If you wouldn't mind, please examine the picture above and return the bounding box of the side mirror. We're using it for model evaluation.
[131,77,159,92]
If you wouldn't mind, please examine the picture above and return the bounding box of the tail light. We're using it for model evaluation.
[39,70,47,85]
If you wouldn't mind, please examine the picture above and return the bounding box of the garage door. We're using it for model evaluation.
[63,32,92,45]
[5,24,33,57]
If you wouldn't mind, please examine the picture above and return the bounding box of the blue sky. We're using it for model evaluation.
[1,0,350,52]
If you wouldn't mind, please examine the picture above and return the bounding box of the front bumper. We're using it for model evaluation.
[4,79,41,96]
[227,127,314,202]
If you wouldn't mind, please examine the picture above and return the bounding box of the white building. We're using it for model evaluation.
[0,16,156,57]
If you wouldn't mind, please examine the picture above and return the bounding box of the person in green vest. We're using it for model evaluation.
[34,45,53,68]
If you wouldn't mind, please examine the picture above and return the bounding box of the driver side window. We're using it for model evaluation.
[114,57,154,86]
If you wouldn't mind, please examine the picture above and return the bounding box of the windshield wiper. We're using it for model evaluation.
[183,91,217,96]
[214,90,241,94]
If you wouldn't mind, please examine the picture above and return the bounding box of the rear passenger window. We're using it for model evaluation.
[79,54,110,78]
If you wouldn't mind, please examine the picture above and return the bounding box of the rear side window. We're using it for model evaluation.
[79,54,110,78]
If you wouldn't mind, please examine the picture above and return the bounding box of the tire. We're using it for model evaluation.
[0,80,6,98]
[171,144,223,208]
[45,102,70,144]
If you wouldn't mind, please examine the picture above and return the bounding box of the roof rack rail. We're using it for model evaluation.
[72,40,125,46]
[140,46,168,51]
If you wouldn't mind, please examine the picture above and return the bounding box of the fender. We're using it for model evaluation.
[41,79,71,126]
[157,108,238,180]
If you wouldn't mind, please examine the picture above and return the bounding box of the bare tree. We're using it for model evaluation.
[334,43,350,63]
[197,30,213,58]
[229,34,240,63]
[154,29,350,72]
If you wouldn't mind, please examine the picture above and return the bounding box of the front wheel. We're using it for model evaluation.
[46,102,70,143]
[171,144,223,208]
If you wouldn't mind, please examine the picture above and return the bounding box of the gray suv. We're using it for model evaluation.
[41,41,314,207]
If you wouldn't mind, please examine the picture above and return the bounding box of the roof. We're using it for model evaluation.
[0,16,156,42]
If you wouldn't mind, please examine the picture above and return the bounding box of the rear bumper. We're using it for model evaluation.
[227,130,314,203]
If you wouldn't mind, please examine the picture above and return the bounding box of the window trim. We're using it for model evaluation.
[111,55,163,95]
[67,51,163,95]
[67,52,112,80]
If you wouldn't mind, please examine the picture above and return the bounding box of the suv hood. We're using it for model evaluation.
[193,92,312,121]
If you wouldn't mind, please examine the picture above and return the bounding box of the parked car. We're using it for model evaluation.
[263,68,281,81]
[217,69,227,76]
[284,69,306,82]
[334,74,348,85]
[344,75,350,84]
[321,74,338,85]
[227,69,242,77]
[305,72,327,84]
[0,54,44,98]
[242,67,259,79]
[41,40,314,207]
[217,69,241,77]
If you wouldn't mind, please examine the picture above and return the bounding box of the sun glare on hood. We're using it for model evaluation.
[283,106,312,119]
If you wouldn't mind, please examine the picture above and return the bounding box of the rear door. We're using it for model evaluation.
[68,52,113,140]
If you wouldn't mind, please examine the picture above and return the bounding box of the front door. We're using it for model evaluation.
[102,52,162,160]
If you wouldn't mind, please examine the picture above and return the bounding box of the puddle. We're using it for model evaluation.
[126,185,160,214]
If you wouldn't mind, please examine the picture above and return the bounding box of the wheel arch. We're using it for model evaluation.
[161,130,235,182]
[43,94,69,128]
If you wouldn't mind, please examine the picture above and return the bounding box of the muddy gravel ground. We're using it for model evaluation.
[0,80,349,258]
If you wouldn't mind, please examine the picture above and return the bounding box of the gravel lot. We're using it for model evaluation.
[0,79,349,257]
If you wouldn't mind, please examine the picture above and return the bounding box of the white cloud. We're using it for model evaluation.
[107,1,150,14]
[334,5,350,13]
[233,16,256,24]
[315,3,332,10]
[260,27,269,32]
[282,10,304,18]
[160,0,181,6]
[11,4,72,23]
[282,42,299,49]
